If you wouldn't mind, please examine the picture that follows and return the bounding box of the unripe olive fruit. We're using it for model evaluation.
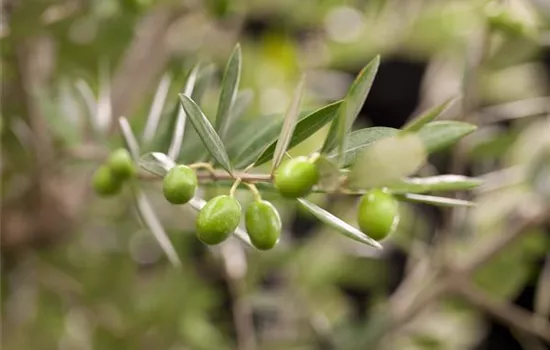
[357,189,399,241]
[107,148,135,180]
[92,165,122,197]
[274,156,319,198]
[245,200,281,250]
[163,165,198,204]
[196,195,241,245]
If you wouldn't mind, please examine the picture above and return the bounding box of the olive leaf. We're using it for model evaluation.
[401,96,459,132]
[215,44,242,140]
[271,75,306,172]
[192,63,216,106]
[118,117,141,161]
[418,121,477,153]
[179,94,233,174]
[187,196,255,248]
[321,55,380,161]
[315,155,341,192]
[167,64,200,160]
[395,193,475,207]
[140,152,175,177]
[327,127,398,167]
[385,175,482,194]
[96,59,112,133]
[134,190,182,267]
[230,89,254,124]
[142,73,172,145]
[75,78,102,137]
[348,134,426,189]
[297,198,382,249]
[252,100,342,168]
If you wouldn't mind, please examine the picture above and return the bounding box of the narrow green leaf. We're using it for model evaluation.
[179,94,232,174]
[118,117,140,161]
[168,64,200,160]
[134,190,181,267]
[253,100,342,167]
[188,197,255,248]
[401,96,459,132]
[272,75,306,172]
[139,152,175,177]
[297,198,382,249]
[230,89,254,124]
[143,73,172,145]
[97,59,112,132]
[215,44,242,140]
[315,155,341,192]
[327,127,398,167]
[385,175,483,194]
[321,55,380,157]
[348,134,426,189]
[395,193,475,207]
[192,63,216,106]
[418,121,477,153]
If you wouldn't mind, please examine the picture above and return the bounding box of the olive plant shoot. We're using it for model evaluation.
[2,1,550,349]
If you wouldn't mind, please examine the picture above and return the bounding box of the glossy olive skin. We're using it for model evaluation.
[196,195,241,245]
[245,200,281,250]
[357,189,399,241]
[92,165,122,196]
[163,165,198,204]
[274,156,319,198]
[107,148,135,180]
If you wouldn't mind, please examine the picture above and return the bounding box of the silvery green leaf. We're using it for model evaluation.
[134,190,181,267]
[179,94,232,174]
[74,79,99,133]
[96,59,112,132]
[321,55,380,161]
[188,197,254,248]
[118,117,141,161]
[192,63,216,106]
[418,121,477,153]
[401,96,458,132]
[215,44,242,140]
[297,198,382,249]
[167,64,200,160]
[395,193,475,207]
[230,89,254,124]
[139,152,176,177]
[272,75,306,172]
[252,101,342,168]
[143,73,172,144]
[327,127,398,167]
[386,175,482,194]
[315,155,341,192]
[348,134,426,189]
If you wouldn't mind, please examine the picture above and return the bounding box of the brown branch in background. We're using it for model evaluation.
[109,5,188,132]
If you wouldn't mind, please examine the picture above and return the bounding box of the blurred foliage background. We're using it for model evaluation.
[2,0,550,349]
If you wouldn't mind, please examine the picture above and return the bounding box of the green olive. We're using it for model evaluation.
[245,200,281,250]
[163,165,198,204]
[274,156,319,198]
[357,189,399,241]
[196,195,241,245]
[107,148,135,180]
[92,165,122,197]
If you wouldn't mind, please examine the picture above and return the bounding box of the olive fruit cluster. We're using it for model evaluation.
[357,189,399,241]
[92,148,136,196]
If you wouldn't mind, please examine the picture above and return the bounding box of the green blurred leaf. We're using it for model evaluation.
[297,199,382,249]
[401,96,458,132]
[142,73,172,145]
[348,134,426,189]
[395,193,475,207]
[179,94,232,174]
[215,44,242,140]
[271,75,305,172]
[134,190,181,267]
[315,155,341,192]
[321,55,380,161]
[535,254,550,320]
[192,63,216,106]
[418,121,477,153]
[327,127,398,167]
[139,152,175,177]
[386,175,482,194]
[231,89,254,123]
[253,101,342,167]
[526,147,550,202]
[118,117,140,161]
[168,64,200,160]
